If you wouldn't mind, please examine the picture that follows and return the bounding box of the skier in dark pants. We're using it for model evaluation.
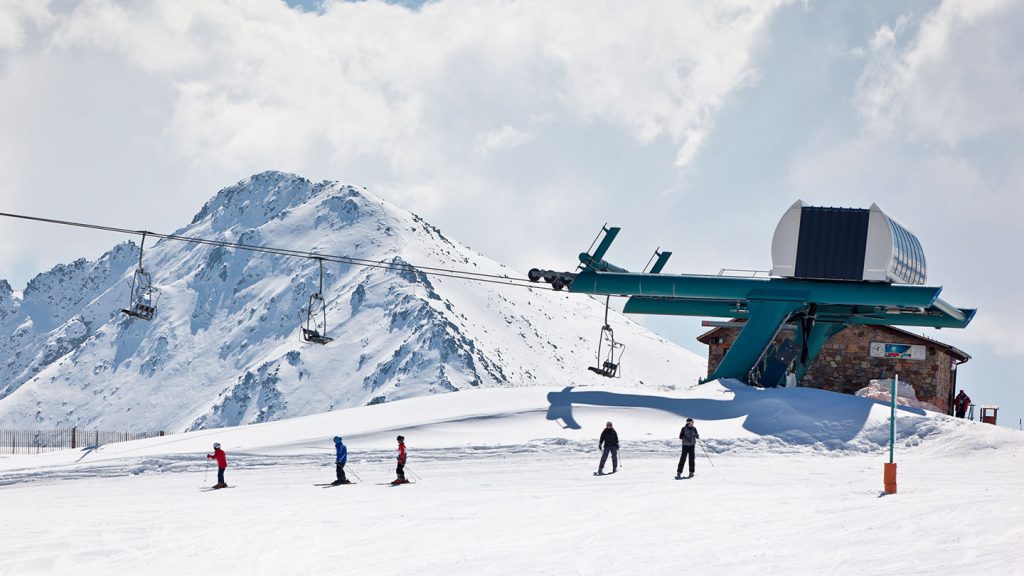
[677,418,699,479]
[332,436,350,485]
[953,390,971,418]
[206,442,228,488]
[598,421,618,475]
[393,435,408,484]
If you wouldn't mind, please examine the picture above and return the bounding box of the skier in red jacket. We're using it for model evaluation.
[954,390,971,418]
[393,435,408,484]
[207,442,228,488]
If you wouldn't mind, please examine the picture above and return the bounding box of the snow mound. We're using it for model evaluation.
[855,378,942,412]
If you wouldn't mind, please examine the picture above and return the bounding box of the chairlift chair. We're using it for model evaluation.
[301,258,334,345]
[587,296,625,378]
[121,232,159,321]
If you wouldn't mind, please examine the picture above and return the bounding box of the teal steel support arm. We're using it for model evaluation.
[649,251,672,274]
[579,227,625,272]
[843,311,975,329]
[793,321,846,383]
[623,298,749,318]
[571,272,942,309]
[625,297,973,328]
[706,299,806,382]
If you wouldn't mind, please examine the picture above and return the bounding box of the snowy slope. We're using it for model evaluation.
[1,381,1021,576]
[0,172,705,432]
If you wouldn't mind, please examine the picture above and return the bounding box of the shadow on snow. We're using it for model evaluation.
[545,380,925,445]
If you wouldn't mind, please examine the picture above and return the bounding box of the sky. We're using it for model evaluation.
[0,0,1021,428]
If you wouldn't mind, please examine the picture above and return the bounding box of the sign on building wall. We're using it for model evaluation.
[869,342,926,360]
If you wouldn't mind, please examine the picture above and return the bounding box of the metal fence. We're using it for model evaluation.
[0,428,167,454]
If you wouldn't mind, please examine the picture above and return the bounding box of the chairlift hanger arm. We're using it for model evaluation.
[315,257,326,295]
[137,231,147,270]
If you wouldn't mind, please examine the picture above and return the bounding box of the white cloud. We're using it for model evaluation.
[32,0,787,172]
[856,0,1024,145]
[0,0,789,291]
[0,1,53,50]
[479,125,532,155]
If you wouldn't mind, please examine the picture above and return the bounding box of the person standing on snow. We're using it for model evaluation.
[677,418,699,479]
[597,421,619,475]
[393,435,408,484]
[206,442,228,488]
[332,436,350,485]
[953,390,972,418]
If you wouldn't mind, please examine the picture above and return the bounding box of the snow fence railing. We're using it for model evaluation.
[0,428,168,454]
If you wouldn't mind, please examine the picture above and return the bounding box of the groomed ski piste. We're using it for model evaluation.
[1,380,1022,576]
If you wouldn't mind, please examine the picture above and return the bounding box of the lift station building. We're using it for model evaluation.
[697,322,970,414]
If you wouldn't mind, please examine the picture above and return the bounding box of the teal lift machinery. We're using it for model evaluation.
[528,201,975,387]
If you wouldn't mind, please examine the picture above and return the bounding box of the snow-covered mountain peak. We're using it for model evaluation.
[188,171,366,234]
[0,172,707,432]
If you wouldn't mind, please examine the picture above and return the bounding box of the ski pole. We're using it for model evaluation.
[698,439,715,467]
[346,466,362,482]
[204,457,210,483]
[405,467,422,481]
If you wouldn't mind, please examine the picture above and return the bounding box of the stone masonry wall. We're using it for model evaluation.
[705,325,954,413]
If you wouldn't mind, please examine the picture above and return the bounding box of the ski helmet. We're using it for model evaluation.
[397,435,405,442]
[333,436,342,444]
[213,442,221,449]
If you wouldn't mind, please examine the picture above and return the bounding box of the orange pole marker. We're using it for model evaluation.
[884,462,897,494]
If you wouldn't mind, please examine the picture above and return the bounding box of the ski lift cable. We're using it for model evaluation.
[0,211,556,292]
[0,210,543,287]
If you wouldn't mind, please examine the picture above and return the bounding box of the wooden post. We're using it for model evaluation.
[72,427,77,450]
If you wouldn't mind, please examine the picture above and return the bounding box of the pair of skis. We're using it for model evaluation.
[314,481,415,487]
[313,482,357,488]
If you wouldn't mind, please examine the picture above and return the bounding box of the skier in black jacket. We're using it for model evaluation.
[597,421,619,474]
[677,418,699,479]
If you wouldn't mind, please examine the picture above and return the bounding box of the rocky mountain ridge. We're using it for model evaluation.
[0,171,706,431]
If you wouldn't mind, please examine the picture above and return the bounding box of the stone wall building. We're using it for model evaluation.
[697,323,970,414]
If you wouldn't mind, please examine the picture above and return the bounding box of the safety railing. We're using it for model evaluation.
[0,428,166,454]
